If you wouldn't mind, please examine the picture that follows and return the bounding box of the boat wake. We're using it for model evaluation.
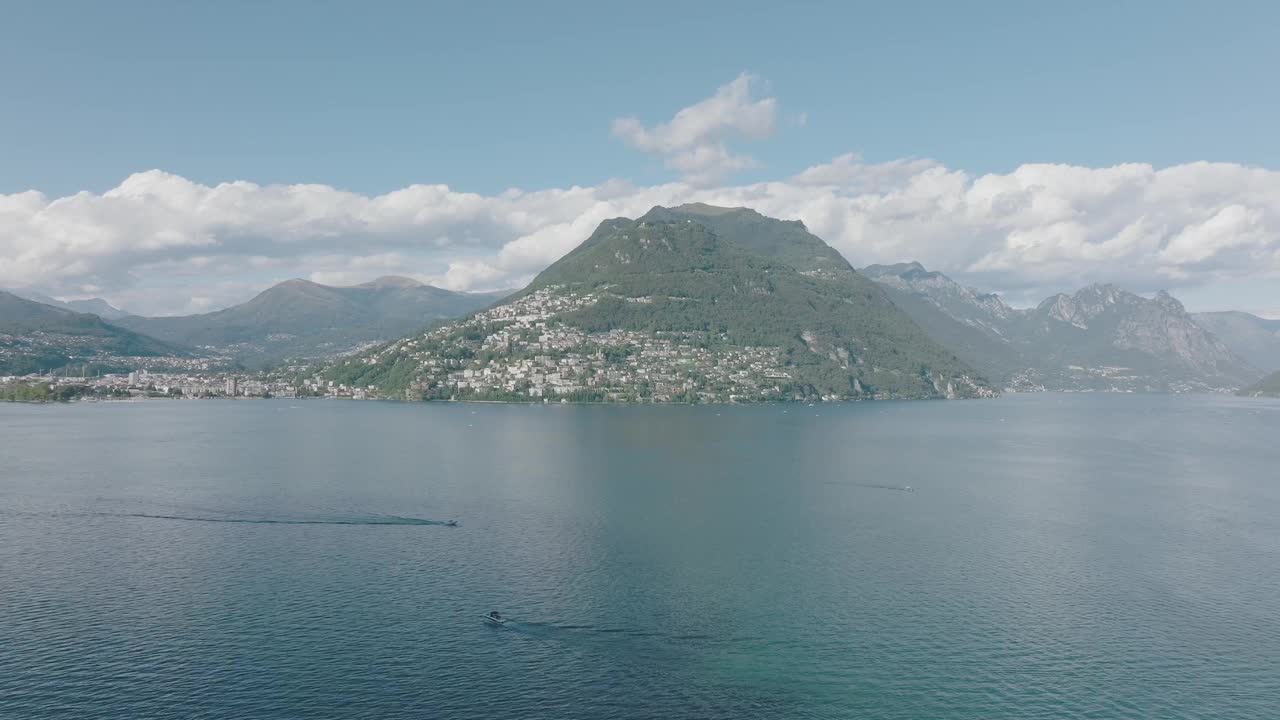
[100,512,451,526]
[5,508,455,527]
[831,482,916,492]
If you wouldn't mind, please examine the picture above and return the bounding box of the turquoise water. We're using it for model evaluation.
[2,394,1278,719]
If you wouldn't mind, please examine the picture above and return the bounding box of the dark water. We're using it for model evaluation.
[2,394,1278,719]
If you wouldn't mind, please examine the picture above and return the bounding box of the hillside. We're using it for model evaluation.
[861,263,1029,384]
[328,207,993,402]
[116,277,506,365]
[9,291,130,320]
[1020,286,1259,391]
[861,264,1261,392]
[1238,370,1280,398]
[0,292,186,375]
[1191,311,1280,373]
[638,204,855,277]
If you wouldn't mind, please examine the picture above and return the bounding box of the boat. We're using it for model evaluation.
[483,611,506,625]
[445,520,458,527]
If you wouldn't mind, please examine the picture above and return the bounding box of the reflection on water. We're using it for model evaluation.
[1,394,1278,719]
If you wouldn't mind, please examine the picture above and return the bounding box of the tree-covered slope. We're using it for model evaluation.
[329,208,994,401]
[637,204,854,278]
[0,291,186,375]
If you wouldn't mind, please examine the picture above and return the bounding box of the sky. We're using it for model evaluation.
[2,0,1279,316]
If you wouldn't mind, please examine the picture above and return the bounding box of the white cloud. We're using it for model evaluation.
[612,73,778,186]
[3,159,1280,316]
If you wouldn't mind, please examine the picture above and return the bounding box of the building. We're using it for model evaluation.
[224,378,238,397]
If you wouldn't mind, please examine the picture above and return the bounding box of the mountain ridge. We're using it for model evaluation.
[8,291,130,320]
[0,291,186,375]
[115,278,507,365]
[861,264,1261,392]
[1190,311,1280,373]
[327,206,993,401]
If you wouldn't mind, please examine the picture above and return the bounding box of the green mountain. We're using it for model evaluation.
[328,207,993,401]
[115,277,506,365]
[638,203,854,277]
[1238,370,1280,398]
[0,291,186,375]
[1191,311,1280,373]
[862,264,1262,392]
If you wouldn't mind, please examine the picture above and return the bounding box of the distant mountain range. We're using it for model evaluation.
[5,207,1278,396]
[0,291,185,375]
[113,277,507,365]
[10,291,130,320]
[861,262,1265,392]
[328,205,994,401]
[1189,311,1280,374]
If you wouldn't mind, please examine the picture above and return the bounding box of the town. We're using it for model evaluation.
[0,363,384,402]
[335,286,805,403]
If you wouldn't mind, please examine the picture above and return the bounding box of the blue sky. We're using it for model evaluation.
[2,1,1279,316]
[4,1,1277,197]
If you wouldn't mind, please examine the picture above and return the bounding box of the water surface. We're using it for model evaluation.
[2,394,1278,718]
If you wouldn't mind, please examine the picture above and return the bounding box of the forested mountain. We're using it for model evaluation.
[861,264,1262,392]
[1191,311,1280,373]
[0,291,186,375]
[637,204,855,277]
[327,207,994,402]
[116,277,506,365]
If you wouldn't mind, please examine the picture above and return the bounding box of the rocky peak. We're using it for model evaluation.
[1153,290,1186,316]
[864,262,1016,327]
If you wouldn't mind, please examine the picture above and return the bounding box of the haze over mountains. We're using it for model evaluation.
[1188,312,1280,373]
[862,262,1267,392]
[10,291,131,321]
[0,291,185,375]
[1240,370,1280,398]
[113,277,506,365]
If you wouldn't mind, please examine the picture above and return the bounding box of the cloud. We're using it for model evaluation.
[3,159,1280,316]
[612,73,778,186]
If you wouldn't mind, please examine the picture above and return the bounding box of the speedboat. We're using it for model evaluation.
[445,520,458,527]
[483,611,506,625]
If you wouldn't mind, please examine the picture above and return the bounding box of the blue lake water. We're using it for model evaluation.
[2,394,1279,719]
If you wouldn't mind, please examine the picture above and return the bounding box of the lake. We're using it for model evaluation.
[2,394,1278,719]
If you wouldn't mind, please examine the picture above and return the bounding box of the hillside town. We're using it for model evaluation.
[0,366,384,402]
[336,286,808,403]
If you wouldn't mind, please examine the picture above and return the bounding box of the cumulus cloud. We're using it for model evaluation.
[612,73,778,186]
[3,159,1280,316]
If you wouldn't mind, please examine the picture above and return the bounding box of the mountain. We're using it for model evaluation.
[114,277,507,365]
[1022,285,1259,391]
[1238,370,1280,398]
[861,262,1029,383]
[327,207,993,402]
[9,291,129,320]
[0,291,186,375]
[639,203,854,277]
[1190,311,1280,373]
[861,264,1261,392]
